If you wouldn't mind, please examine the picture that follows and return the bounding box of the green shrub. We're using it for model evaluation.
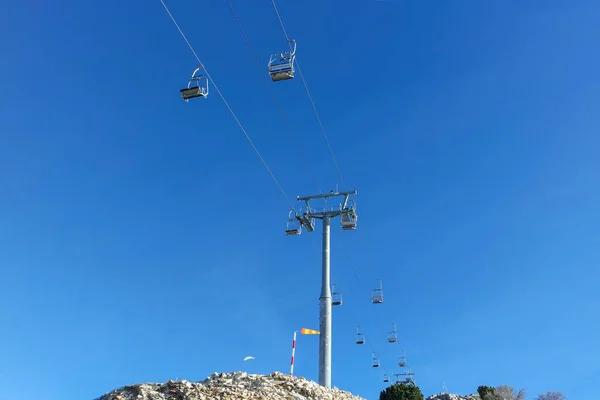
[477,386,497,400]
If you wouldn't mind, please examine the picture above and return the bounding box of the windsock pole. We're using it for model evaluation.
[290,331,297,376]
[290,328,319,377]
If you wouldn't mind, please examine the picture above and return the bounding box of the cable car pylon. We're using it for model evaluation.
[285,189,358,389]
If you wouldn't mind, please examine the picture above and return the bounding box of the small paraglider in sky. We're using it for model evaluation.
[243,356,255,361]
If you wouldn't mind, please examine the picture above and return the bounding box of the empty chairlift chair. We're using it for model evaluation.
[372,278,384,304]
[340,199,358,230]
[268,39,296,81]
[298,212,315,233]
[285,210,301,235]
[180,66,209,101]
[356,325,365,344]
[398,350,407,367]
[332,284,342,306]
[372,353,380,368]
[383,371,390,383]
[388,323,398,343]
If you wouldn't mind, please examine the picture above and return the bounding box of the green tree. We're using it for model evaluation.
[478,386,497,400]
[379,382,424,400]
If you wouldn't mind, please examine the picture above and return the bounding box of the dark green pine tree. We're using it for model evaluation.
[379,382,424,400]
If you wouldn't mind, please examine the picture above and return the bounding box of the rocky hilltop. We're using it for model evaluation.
[95,371,366,400]
[426,394,480,400]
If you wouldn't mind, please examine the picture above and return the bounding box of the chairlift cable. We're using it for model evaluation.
[223,0,321,193]
[159,0,294,208]
[161,0,405,383]
[270,0,349,191]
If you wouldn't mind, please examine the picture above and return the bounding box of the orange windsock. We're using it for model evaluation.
[300,328,320,335]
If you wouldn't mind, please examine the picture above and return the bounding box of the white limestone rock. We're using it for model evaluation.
[95,371,366,400]
[426,393,481,400]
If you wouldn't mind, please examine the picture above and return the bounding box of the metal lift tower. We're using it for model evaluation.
[284,189,358,388]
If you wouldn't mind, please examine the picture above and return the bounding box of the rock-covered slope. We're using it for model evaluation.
[426,393,480,400]
[95,371,366,400]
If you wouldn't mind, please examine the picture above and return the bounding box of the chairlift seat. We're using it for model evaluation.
[388,335,397,343]
[341,222,357,231]
[270,71,294,81]
[399,361,406,367]
[285,228,301,235]
[180,86,206,101]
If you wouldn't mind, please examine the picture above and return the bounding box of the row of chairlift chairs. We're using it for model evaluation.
[285,198,357,236]
[179,40,297,102]
[379,349,413,384]
[349,278,412,383]
[328,276,382,309]
[329,278,388,343]
[370,348,407,368]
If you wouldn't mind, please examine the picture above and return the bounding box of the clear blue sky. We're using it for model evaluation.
[1,0,599,399]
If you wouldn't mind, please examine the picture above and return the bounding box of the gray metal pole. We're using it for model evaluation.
[319,216,332,388]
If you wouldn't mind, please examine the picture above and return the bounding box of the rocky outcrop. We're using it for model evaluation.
[426,394,480,400]
[95,371,366,400]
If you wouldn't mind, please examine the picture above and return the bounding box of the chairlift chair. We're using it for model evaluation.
[372,353,380,368]
[340,210,357,230]
[340,199,357,230]
[332,284,342,306]
[299,214,315,232]
[398,350,407,367]
[285,210,301,235]
[388,322,397,343]
[372,278,383,304]
[356,325,365,344]
[268,39,296,81]
[383,371,390,383]
[180,66,208,101]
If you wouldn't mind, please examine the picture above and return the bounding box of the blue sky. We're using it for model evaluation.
[1,0,599,399]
